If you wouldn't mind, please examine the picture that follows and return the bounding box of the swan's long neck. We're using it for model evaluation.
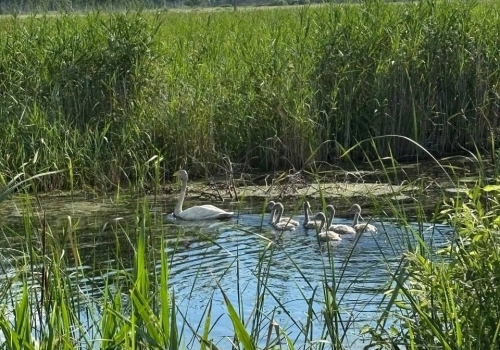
[318,216,325,232]
[327,210,334,228]
[275,206,283,223]
[352,212,360,227]
[270,207,277,224]
[303,204,310,223]
[174,178,187,216]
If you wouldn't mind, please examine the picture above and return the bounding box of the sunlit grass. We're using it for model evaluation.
[0,1,499,348]
[0,1,499,190]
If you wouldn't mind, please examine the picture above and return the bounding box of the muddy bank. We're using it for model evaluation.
[17,155,492,223]
[170,155,495,219]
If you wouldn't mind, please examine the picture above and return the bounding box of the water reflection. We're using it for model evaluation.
[0,195,452,349]
[160,211,451,349]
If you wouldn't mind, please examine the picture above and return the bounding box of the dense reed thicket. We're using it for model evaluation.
[0,1,499,190]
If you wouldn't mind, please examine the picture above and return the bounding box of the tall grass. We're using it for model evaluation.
[369,179,500,349]
[1,143,500,349]
[0,1,499,190]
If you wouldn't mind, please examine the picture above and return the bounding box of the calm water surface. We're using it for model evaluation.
[0,194,452,349]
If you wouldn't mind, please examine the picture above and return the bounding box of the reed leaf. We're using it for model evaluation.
[219,287,255,350]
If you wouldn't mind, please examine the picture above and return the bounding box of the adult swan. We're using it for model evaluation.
[173,170,234,220]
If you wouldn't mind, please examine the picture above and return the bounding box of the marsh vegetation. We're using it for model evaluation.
[0,0,499,190]
[0,0,500,348]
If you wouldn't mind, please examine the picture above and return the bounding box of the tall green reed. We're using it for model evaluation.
[386,180,500,349]
[317,0,500,161]
[1,2,499,190]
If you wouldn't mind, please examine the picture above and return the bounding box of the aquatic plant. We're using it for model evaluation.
[374,178,500,349]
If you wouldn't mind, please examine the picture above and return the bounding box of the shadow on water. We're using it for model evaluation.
[0,194,452,349]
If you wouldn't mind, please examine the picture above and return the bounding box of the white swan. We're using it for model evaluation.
[302,201,320,229]
[267,200,277,224]
[268,201,299,226]
[271,202,296,231]
[173,170,234,220]
[313,212,341,241]
[351,204,378,233]
[326,205,356,235]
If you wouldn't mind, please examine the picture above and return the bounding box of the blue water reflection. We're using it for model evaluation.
[0,195,452,349]
[163,212,451,349]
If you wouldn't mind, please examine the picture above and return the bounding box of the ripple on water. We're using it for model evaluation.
[0,198,452,349]
[158,214,452,349]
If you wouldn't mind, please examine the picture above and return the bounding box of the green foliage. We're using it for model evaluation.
[375,180,500,349]
[0,12,160,190]
[316,0,500,160]
[0,12,157,126]
[0,2,500,191]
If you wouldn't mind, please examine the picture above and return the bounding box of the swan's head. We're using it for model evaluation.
[350,204,362,213]
[175,170,189,182]
[274,202,284,211]
[267,201,276,210]
[326,205,335,215]
[314,212,326,221]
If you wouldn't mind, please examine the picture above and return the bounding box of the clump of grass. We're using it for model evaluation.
[351,146,500,349]
[387,181,500,349]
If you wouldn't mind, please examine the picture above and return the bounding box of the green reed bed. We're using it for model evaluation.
[0,1,499,190]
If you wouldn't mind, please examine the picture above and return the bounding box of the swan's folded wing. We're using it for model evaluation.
[177,205,234,220]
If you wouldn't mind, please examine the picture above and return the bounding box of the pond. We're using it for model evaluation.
[0,194,452,349]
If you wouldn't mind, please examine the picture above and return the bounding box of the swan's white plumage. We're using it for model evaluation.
[271,202,296,231]
[268,201,299,226]
[314,212,342,241]
[302,201,320,229]
[326,205,356,235]
[351,204,377,233]
[267,200,277,224]
[173,170,234,221]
